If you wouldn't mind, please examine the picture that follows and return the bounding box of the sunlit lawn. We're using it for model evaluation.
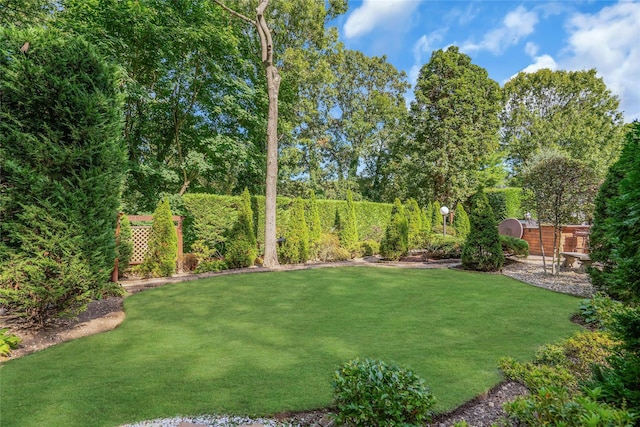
[0,267,582,427]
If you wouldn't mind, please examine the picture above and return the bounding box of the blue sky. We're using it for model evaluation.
[331,0,639,121]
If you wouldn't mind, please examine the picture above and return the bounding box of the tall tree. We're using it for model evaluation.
[406,46,502,207]
[501,69,625,179]
[58,0,263,212]
[0,0,56,26]
[521,150,599,274]
[213,0,347,267]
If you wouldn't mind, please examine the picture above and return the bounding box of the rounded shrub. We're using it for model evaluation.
[333,358,436,427]
[500,235,529,258]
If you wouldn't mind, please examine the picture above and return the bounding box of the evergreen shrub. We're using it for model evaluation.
[461,190,505,272]
[425,235,464,259]
[138,198,178,277]
[500,235,529,257]
[380,199,408,260]
[360,240,380,256]
[339,191,359,252]
[333,358,436,427]
[0,26,126,309]
[225,189,257,269]
[308,191,322,259]
[316,234,350,262]
[279,197,309,264]
[452,202,470,239]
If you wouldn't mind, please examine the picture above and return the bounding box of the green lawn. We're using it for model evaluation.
[0,267,582,427]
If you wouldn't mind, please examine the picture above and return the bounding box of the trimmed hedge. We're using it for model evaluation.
[486,187,523,221]
[181,194,393,253]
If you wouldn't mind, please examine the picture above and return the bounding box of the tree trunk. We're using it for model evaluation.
[213,0,280,267]
[537,218,547,274]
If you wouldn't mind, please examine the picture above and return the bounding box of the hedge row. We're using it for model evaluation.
[180,194,394,252]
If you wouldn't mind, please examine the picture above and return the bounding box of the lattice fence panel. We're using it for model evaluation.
[131,226,152,265]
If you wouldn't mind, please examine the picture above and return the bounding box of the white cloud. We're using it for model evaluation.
[343,0,420,39]
[561,1,640,120]
[525,41,539,57]
[519,55,558,75]
[463,5,539,54]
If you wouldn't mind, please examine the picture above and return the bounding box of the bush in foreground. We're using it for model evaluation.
[333,358,436,427]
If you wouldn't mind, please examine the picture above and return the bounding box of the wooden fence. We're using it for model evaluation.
[521,224,590,256]
[112,214,184,281]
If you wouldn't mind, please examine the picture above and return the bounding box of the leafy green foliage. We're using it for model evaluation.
[405,46,502,206]
[333,358,436,427]
[0,328,21,356]
[115,215,134,278]
[521,150,599,273]
[316,234,350,262]
[0,207,94,326]
[589,307,640,414]
[501,68,625,179]
[380,199,408,260]
[500,331,634,426]
[578,293,624,331]
[461,190,504,271]
[138,199,178,277]
[431,200,442,229]
[422,204,433,235]
[359,240,380,256]
[0,26,126,311]
[500,235,529,258]
[452,202,470,239]
[588,122,640,303]
[279,197,310,264]
[485,187,523,221]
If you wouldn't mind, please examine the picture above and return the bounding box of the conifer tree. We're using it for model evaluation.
[280,197,310,264]
[225,188,257,268]
[431,201,442,230]
[453,202,471,239]
[340,190,359,251]
[462,190,504,271]
[308,191,322,258]
[405,198,423,249]
[422,203,433,235]
[139,198,178,277]
[380,198,409,260]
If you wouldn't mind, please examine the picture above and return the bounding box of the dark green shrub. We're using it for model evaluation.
[333,358,436,427]
[462,189,505,272]
[279,197,310,264]
[0,207,95,326]
[425,235,464,259]
[360,240,380,256]
[0,26,126,299]
[138,198,178,277]
[380,199,408,261]
[588,122,640,303]
[500,235,529,257]
[0,328,21,356]
[452,202,470,239]
[115,214,133,278]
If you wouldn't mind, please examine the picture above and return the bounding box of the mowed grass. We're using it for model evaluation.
[0,267,582,427]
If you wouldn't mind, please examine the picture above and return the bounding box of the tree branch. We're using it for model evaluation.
[212,0,255,26]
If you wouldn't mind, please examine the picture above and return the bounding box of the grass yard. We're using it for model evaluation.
[0,267,582,427]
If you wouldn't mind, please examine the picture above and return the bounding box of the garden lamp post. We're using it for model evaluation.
[440,206,449,237]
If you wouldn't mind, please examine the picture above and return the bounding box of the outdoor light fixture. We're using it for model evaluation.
[440,206,449,237]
